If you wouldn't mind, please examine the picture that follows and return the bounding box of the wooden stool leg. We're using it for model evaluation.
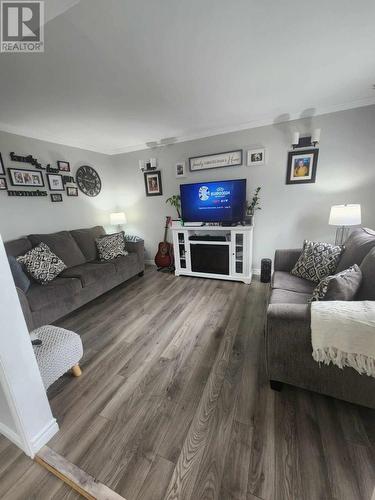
[71,364,82,377]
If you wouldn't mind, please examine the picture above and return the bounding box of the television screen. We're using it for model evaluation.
[180,179,246,223]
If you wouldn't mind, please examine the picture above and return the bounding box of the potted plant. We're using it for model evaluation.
[166,194,182,226]
[245,186,261,225]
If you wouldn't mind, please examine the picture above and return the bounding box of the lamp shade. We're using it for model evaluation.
[110,212,127,226]
[329,204,361,226]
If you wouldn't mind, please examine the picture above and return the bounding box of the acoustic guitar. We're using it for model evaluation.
[154,216,174,269]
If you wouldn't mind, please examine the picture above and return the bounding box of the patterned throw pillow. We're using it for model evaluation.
[17,242,67,285]
[96,231,128,261]
[309,265,362,302]
[291,240,343,283]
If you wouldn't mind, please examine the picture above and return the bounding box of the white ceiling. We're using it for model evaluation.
[0,0,374,154]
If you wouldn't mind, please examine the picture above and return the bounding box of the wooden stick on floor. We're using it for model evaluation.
[35,446,126,500]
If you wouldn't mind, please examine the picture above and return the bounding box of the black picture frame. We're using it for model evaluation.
[286,149,319,185]
[47,173,64,191]
[189,149,243,172]
[8,168,45,188]
[67,186,78,197]
[0,177,7,190]
[51,193,63,202]
[144,170,163,197]
[0,153,4,175]
[57,161,70,172]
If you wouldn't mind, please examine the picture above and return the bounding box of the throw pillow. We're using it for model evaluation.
[309,265,362,302]
[17,242,67,285]
[8,255,31,292]
[291,240,343,283]
[96,231,128,261]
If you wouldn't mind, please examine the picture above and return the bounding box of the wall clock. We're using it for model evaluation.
[76,165,102,197]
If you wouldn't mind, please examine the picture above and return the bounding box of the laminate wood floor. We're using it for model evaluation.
[0,267,374,500]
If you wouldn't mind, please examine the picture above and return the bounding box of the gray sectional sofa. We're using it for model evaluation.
[266,227,375,409]
[5,226,144,330]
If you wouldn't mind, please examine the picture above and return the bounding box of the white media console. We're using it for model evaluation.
[171,225,253,284]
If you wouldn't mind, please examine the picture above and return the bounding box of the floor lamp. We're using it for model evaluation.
[329,204,361,245]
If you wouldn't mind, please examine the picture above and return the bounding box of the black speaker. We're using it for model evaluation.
[261,258,272,283]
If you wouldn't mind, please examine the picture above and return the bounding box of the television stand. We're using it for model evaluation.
[171,225,253,284]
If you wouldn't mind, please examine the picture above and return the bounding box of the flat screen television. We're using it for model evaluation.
[180,179,246,223]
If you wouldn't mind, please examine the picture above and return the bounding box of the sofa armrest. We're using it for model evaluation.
[274,248,302,272]
[16,287,34,332]
[126,239,144,270]
[267,303,310,323]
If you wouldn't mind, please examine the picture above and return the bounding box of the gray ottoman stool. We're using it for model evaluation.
[31,325,83,390]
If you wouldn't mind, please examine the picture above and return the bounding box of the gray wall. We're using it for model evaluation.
[112,105,375,268]
[0,131,116,241]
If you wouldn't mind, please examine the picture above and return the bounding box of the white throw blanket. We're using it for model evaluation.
[311,301,375,377]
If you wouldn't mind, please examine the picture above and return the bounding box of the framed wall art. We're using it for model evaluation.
[189,150,242,172]
[175,162,186,178]
[144,170,163,196]
[67,186,78,196]
[286,149,319,185]
[247,148,265,166]
[8,168,44,187]
[0,177,7,190]
[57,161,70,172]
[47,173,64,191]
[51,193,63,202]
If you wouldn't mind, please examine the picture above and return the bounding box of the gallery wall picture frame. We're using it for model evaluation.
[175,162,186,178]
[47,173,64,191]
[57,161,70,172]
[286,149,319,185]
[67,186,78,196]
[8,168,45,188]
[0,177,7,190]
[247,148,265,166]
[0,153,4,175]
[144,170,163,196]
[189,150,242,172]
[51,193,63,202]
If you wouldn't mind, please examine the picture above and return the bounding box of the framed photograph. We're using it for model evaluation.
[51,193,63,202]
[144,170,163,196]
[189,150,242,172]
[47,173,64,191]
[8,168,44,187]
[247,148,265,166]
[57,161,70,172]
[0,153,4,175]
[0,177,7,190]
[175,162,186,178]
[286,149,319,184]
[67,186,78,196]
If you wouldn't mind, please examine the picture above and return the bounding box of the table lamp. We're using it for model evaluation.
[110,212,127,232]
[329,204,361,245]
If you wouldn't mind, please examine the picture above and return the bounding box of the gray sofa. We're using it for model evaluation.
[266,227,375,409]
[5,226,144,331]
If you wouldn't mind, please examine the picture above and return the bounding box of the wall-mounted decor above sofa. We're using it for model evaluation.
[57,161,70,172]
[8,190,47,197]
[144,170,162,196]
[8,168,44,187]
[67,186,78,196]
[47,173,64,191]
[0,178,7,190]
[76,165,102,197]
[51,193,63,202]
[189,149,242,172]
[286,148,319,185]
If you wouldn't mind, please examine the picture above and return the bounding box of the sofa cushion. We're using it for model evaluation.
[112,252,138,273]
[272,271,315,294]
[8,255,31,292]
[310,265,362,302]
[291,240,343,283]
[27,278,82,312]
[17,242,67,285]
[336,227,375,272]
[70,226,106,262]
[4,237,32,258]
[61,261,116,287]
[269,288,311,305]
[28,231,86,268]
[357,248,375,300]
[96,232,128,261]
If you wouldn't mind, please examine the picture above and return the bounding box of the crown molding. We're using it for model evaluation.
[0,96,374,157]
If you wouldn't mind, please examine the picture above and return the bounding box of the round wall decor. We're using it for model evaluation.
[76,165,101,197]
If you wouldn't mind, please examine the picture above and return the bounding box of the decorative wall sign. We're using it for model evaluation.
[76,165,102,197]
[47,174,64,191]
[144,170,163,196]
[62,175,75,185]
[67,186,78,196]
[175,162,186,178]
[51,193,63,202]
[0,178,7,190]
[189,150,242,172]
[0,153,4,175]
[8,190,47,197]
[286,149,319,185]
[46,164,60,173]
[8,168,44,187]
[247,148,265,166]
[57,161,70,172]
[10,152,42,169]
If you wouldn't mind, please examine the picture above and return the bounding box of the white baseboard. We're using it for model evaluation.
[0,421,24,451]
[30,419,59,456]
[145,259,156,266]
